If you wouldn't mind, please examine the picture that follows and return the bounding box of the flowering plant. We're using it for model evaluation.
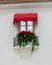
[16,31,39,52]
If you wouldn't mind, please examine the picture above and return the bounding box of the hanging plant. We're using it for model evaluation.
[16,31,39,52]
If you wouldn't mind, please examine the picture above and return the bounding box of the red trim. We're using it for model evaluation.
[13,13,38,25]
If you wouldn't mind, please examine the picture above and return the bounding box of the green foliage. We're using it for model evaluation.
[16,32,39,52]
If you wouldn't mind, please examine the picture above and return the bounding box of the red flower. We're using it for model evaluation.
[18,31,34,35]
[29,32,34,35]
[18,31,26,35]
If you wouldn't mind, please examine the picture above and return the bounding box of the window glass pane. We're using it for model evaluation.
[21,21,26,26]
[27,26,33,31]
[20,26,26,31]
[29,30,33,32]
[28,21,33,25]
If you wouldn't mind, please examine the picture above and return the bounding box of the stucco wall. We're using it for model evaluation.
[0,2,52,65]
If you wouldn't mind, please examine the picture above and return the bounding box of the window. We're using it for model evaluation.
[20,21,34,32]
[20,21,26,31]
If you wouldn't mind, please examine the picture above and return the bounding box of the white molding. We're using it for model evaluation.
[0,2,52,10]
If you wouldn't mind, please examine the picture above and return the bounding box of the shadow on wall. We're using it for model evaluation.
[13,46,39,59]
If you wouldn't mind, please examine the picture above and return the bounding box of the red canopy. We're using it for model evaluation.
[13,13,38,25]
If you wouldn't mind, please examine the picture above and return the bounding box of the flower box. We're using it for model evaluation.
[13,31,39,52]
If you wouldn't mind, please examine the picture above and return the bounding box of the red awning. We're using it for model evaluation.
[13,13,38,25]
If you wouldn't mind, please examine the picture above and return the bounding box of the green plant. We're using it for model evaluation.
[16,31,39,52]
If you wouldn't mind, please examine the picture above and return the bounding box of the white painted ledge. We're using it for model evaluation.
[13,45,39,50]
[0,2,52,10]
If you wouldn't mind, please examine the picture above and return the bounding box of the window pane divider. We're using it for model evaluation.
[27,25,33,26]
[21,25,26,26]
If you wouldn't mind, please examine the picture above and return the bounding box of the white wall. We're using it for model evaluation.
[0,2,52,65]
